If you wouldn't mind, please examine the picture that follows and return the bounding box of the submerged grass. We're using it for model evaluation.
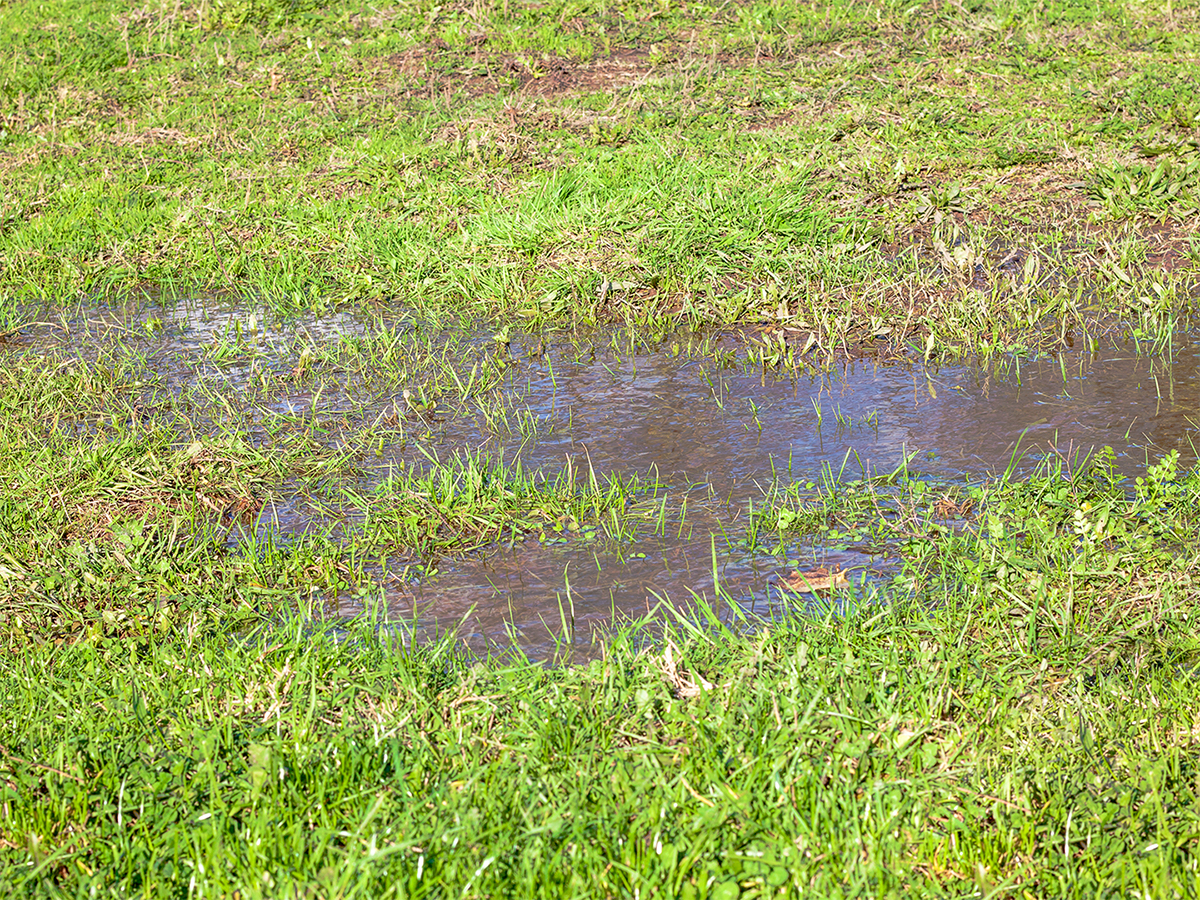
[344,448,662,556]
[0,348,653,634]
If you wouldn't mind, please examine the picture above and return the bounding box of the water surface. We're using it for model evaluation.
[12,297,1199,655]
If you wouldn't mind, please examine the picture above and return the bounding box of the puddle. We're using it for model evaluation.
[9,296,1200,656]
[359,336,1200,655]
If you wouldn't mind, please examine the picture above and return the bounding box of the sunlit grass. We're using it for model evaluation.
[4,0,1200,894]
[0,0,1196,351]
[6,462,1200,896]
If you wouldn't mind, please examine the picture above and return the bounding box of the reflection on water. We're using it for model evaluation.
[9,296,1200,656]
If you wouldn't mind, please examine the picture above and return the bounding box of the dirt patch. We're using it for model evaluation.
[379,46,659,100]
[1136,221,1200,274]
[507,49,657,98]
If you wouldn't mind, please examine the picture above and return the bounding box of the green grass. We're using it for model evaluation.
[2,0,1198,351]
[6,450,1200,896]
[6,0,1200,894]
[5,343,1200,895]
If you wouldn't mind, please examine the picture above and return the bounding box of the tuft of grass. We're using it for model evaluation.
[343,448,658,556]
[1089,151,1200,220]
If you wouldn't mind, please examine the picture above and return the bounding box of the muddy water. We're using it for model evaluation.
[12,298,1200,655]
[383,337,1200,654]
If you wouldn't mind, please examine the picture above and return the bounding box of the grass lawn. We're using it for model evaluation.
[3,0,1200,895]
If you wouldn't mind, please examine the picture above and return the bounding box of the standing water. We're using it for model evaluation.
[11,298,1199,655]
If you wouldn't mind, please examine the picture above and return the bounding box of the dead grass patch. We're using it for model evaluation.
[375,46,661,101]
[106,127,204,147]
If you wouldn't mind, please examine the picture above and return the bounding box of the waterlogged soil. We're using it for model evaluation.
[12,297,1200,655]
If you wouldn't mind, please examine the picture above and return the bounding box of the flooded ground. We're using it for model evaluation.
[11,297,1200,655]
